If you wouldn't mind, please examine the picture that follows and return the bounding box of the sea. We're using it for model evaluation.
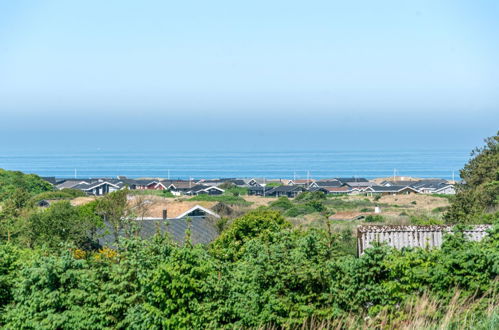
[0,149,470,180]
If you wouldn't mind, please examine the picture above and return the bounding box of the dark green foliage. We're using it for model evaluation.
[0,188,31,242]
[432,206,448,213]
[0,169,53,201]
[225,186,248,196]
[269,196,294,210]
[27,201,102,249]
[324,198,376,210]
[446,132,499,223]
[265,182,283,187]
[365,215,384,222]
[284,204,317,217]
[305,200,326,212]
[410,215,445,225]
[295,191,326,201]
[210,209,291,261]
[0,220,498,328]
[272,193,326,216]
[132,246,217,328]
[29,188,86,204]
[0,244,21,317]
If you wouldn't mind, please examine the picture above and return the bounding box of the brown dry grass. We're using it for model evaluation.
[243,195,277,207]
[259,290,498,330]
[376,194,450,211]
[127,195,217,218]
[70,196,98,206]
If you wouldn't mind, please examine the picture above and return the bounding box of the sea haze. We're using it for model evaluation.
[0,149,469,180]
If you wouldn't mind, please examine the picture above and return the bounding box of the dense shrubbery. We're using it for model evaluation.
[29,188,86,204]
[0,169,53,201]
[446,132,499,223]
[270,192,328,217]
[0,212,497,328]
[0,135,498,327]
[365,214,384,222]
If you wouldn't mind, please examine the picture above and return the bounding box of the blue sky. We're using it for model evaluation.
[0,0,498,151]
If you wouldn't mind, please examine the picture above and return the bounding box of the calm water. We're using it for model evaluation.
[0,150,469,180]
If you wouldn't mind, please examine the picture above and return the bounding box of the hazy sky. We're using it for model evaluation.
[0,0,498,151]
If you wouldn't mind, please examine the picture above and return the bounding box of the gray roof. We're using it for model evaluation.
[336,177,369,183]
[344,182,378,187]
[267,185,306,193]
[369,185,418,193]
[410,180,450,190]
[98,217,219,247]
[72,181,120,191]
[314,181,342,187]
[41,177,57,185]
[56,179,93,189]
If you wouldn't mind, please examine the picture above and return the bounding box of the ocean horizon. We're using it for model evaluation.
[0,149,470,180]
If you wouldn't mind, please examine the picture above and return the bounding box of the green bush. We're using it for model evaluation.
[295,191,326,201]
[365,215,384,223]
[0,169,53,202]
[29,189,86,204]
[410,215,444,225]
[225,186,248,196]
[270,196,294,210]
[0,221,498,328]
[284,205,316,217]
[432,206,448,213]
[210,209,291,261]
[325,198,375,210]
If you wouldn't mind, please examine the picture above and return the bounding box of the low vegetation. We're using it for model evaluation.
[0,169,53,202]
[0,132,497,327]
[128,189,174,198]
[0,209,497,328]
[189,193,251,205]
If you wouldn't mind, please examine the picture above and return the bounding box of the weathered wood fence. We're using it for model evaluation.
[357,225,491,255]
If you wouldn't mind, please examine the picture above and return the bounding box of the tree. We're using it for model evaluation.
[0,169,52,202]
[446,132,499,223]
[96,189,135,244]
[210,209,291,261]
[27,201,100,249]
[0,188,31,242]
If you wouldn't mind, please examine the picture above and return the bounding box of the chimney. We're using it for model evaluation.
[162,209,167,220]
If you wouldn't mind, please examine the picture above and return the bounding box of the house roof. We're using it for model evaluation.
[336,177,369,183]
[168,181,196,189]
[314,181,343,187]
[368,185,419,193]
[56,180,92,189]
[132,199,219,219]
[410,180,450,190]
[344,182,378,188]
[267,185,306,193]
[41,177,57,185]
[324,186,350,192]
[98,216,219,246]
[72,181,120,191]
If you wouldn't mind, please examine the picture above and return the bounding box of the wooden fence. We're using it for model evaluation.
[357,225,491,255]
